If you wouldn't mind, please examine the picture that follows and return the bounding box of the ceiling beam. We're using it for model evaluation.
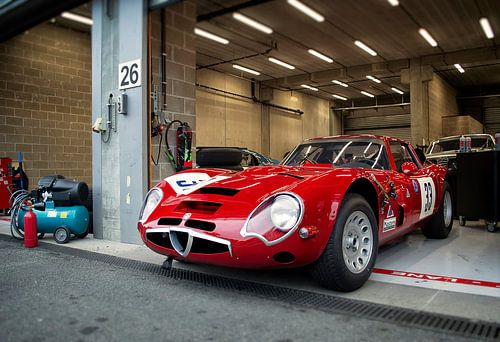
[197,0,274,22]
[262,46,500,89]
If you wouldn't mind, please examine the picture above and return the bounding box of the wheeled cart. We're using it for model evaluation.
[457,151,499,232]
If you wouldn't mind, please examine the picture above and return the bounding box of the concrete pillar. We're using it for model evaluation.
[402,58,433,146]
[92,0,148,244]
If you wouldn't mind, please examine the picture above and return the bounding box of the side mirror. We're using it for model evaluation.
[402,162,418,175]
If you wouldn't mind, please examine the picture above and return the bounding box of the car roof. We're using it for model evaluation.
[430,134,494,143]
[305,134,407,144]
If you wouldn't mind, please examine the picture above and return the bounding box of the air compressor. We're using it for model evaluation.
[10,175,89,244]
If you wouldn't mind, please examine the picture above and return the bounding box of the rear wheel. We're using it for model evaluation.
[310,193,378,292]
[422,182,453,239]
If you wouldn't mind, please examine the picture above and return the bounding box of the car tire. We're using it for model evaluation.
[54,226,71,244]
[421,182,453,239]
[309,193,378,292]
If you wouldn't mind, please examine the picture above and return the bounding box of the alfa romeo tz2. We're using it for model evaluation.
[138,135,452,292]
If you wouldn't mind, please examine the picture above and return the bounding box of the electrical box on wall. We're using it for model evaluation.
[117,94,127,114]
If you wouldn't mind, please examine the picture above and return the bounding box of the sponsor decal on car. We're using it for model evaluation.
[412,179,419,193]
[383,217,396,232]
[165,172,229,195]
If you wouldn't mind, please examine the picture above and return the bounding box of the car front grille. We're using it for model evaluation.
[145,227,232,257]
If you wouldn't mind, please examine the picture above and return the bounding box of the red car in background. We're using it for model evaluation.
[138,135,452,292]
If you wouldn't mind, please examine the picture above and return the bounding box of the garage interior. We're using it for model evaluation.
[1,0,500,340]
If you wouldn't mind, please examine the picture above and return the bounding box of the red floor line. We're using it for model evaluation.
[373,268,500,289]
[0,218,10,222]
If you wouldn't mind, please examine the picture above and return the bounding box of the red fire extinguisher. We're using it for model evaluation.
[24,203,38,248]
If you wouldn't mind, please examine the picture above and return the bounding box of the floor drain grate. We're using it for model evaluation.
[2,235,499,340]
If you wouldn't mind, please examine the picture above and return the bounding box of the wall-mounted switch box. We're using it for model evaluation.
[117,94,127,114]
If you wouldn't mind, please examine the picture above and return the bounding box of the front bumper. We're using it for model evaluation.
[138,221,323,269]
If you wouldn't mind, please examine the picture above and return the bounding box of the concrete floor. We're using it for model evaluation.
[0,238,482,342]
[1,218,499,334]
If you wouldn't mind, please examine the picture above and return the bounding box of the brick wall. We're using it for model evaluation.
[0,23,92,188]
[150,1,196,185]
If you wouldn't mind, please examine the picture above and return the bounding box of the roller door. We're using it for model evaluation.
[344,113,411,142]
[484,107,500,136]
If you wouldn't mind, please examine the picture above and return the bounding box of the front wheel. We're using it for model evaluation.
[422,182,453,239]
[309,193,378,292]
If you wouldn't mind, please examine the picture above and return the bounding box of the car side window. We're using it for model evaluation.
[390,142,419,173]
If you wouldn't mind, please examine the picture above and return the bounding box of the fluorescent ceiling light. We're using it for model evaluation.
[287,0,324,22]
[332,94,347,101]
[391,87,404,95]
[301,84,319,91]
[480,18,495,39]
[308,49,333,63]
[361,91,375,98]
[354,40,377,56]
[387,0,399,6]
[268,57,295,70]
[366,75,381,83]
[232,13,273,34]
[454,64,465,73]
[60,11,93,25]
[194,28,229,45]
[419,28,438,47]
[233,64,260,75]
[332,80,348,87]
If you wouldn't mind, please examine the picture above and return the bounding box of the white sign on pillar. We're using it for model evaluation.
[118,59,141,90]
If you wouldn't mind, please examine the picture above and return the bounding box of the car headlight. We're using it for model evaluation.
[139,188,163,222]
[270,195,301,231]
[240,192,304,246]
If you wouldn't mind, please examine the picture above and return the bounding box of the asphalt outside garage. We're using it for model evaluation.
[0,219,499,341]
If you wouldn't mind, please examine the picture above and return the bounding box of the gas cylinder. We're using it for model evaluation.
[459,135,466,152]
[23,206,38,248]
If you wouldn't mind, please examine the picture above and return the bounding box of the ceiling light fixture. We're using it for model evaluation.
[301,84,319,91]
[268,57,296,70]
[361,91,375,98]
[387,0,399,6]
[287,0,324,22]
[332,80,348,87]
[354,40,378,56]
[233,64,261,75]
[308,49,333,63]
[391,87,404,95]
[479,18,495,39]
[232,13,273,34]
[454,64,465,73]
[60,11,93,25]
[194,28,229,45]
[332,94,347,101]
[366,75,381,83]
[418,28,438,47]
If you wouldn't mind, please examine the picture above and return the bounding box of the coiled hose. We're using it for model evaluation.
[9,190,44,240]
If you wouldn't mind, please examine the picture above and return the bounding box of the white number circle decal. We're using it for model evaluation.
[417,177,436,219]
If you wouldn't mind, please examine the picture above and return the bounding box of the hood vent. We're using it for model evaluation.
[158,218,182,226]
[185,219,216,232]
[278,172,304,180]
[198,187,239,196]
[175,201,222,214]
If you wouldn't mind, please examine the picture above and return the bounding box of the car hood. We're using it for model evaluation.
[154,165,341,218]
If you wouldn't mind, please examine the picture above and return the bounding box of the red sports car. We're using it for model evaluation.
[138,135,452,292]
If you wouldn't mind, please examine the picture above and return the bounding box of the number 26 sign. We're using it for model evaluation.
[118,59,141,90]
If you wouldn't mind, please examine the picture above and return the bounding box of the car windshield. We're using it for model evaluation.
[428,137,490,154]
[283,138,390,170]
